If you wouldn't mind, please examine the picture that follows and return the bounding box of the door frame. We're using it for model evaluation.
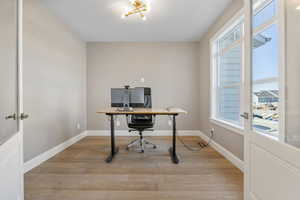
[243,0,251,198]
[17,0,24,199]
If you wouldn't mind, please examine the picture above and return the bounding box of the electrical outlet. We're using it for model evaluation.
[76,123,81,129]
[116,120,121,127]
[168,119,172,126]
[210,128,215,138]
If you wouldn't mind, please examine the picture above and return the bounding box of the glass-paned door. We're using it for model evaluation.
[0,1,23,200]
[0,0,18,145]
[285,0,300,148]
[244,0,300,199]
[252,0,280,138]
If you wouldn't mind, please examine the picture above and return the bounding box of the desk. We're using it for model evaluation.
[97,108,187,164]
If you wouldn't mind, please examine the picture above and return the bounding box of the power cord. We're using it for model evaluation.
[177,129,214,152]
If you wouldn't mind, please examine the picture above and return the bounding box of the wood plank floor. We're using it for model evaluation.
[25,136,243,200]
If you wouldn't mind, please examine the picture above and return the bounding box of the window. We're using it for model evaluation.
[252,0,280,137]
[253,0,276,28]
[211,15,244,129]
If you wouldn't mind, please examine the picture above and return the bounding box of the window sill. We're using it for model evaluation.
[210,118,244,136]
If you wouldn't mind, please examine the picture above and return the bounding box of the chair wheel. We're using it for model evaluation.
[153,145,157,149]
[140,150,144,153]
[126,147,129,151]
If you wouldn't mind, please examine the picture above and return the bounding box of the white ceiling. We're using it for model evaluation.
[42,0,232,42]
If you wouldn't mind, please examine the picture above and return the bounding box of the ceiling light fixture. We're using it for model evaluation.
[297,5,300,10]
[121,0,149,21]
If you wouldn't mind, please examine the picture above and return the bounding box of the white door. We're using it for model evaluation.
[244,0,300,199]
[0,0,23,200]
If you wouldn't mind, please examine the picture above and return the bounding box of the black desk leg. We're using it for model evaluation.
[105,114,119,163]
[169,114,179,164]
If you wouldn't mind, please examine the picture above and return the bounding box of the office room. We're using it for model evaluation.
[1,0,300,199]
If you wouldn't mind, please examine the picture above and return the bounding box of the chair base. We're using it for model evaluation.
[126,136,157,153]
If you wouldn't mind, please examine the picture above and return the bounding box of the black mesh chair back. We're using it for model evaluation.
[128,88,154,130]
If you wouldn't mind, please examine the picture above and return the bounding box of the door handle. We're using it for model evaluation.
[5,113,17,120]
[240,112,249,119]
[20,113,29,120]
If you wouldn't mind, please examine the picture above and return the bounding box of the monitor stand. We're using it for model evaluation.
[116,106,133,112]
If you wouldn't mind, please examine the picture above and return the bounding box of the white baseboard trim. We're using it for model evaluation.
[198,131,244,172]
[23,131,87,174]
[86,130,201,137]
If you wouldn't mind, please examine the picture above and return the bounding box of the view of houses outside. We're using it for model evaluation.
[252,89,279,135]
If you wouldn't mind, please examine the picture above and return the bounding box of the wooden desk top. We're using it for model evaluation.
[97,108,187,115]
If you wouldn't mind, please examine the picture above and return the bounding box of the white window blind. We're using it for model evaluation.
[211,20,244,127]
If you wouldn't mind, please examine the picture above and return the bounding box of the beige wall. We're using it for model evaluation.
[87,42,200,130]
[23,0,87,162]
[198,0,244,160]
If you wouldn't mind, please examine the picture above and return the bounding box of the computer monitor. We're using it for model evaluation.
[111,88,129,107]
[111,88,144,108]
[130,88,144,107]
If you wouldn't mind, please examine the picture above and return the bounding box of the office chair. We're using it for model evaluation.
[126,87,157,153]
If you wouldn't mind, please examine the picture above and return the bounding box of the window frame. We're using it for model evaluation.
[251,0,285,140]
[210,9,245,135]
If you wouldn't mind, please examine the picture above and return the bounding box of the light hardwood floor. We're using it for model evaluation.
[25,136,243,200]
